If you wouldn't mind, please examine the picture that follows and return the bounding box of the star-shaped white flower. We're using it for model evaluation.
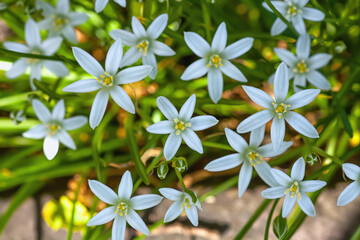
[337,163,360,206]
[273,34,332,91]
[62,40,152,129]
[263,0,325,36]
[159,188,202,226]
[146,94,218,160]
[181,22,253,103]
[88,171,163,240]
[205,127,293,197]
[23,99,87,160]
[4,18,69,89]
[95,0,126,13]
[237,62,320,151]
[261,157,326,217]
[110,14,175,79]
[36,0,88,43]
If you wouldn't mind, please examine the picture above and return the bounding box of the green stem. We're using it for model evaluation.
[312,146,342,165]
[264,199,279,240]
[174,167,188,191]
[201,0,212,42]
[67,176,85,240]
[350,224,360,240]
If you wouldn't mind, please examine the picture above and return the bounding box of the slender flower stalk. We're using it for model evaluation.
[181,22,253,103]
[23,99,87,160]
[205,127,292,197]
[4,18,69,89]
[261,157,326,217]
[263,0,325,36]
[159,188,202,226]
[36,0,88,43]
[87,171,163,240]
[237,62,320,151]
[146,94,218,160]
[62,40,152,129]
[110,14,175,79]
[337,163,360,206]
[94,0,126,13]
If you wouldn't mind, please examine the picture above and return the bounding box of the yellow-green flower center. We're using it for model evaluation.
[207,54,223,68]
[293,60,309,74]
[115,202,128,216]
[284,181,302,200]
[181,197,191,210]
[52,15,68,30]
[136,40,149,56]
[97,72,114,87]
[174,118,191,135]
[248,151,263,166]
[272,102,291,119]
[27,51,41,64]
[47,123,61,136]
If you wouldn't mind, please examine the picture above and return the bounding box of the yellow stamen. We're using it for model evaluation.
[115,202,128,216]
[295,60,309,74]
[208,54,223,68]
[136,40,149,56]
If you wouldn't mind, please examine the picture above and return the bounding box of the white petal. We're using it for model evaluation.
[285,111,319,138]
[63,116,87,130]
[130,194,163,210]
[87,206,116,226]
[249,125,265,147]
[116,65,152,84]
[207,68,223,104]
[146,120,174,134]
[225,128,248,153]
[89,88,109,129]
[261,186,287,199]
[125,209,150,236]
[43,136,59,160]
[3,42,29,53]
[30,63,42,81]
[57,130,76,150]
[131,16,147,38]
[297,193,316,217]
[189,115,218,131]
[109,29,136,46]
[164,133,182,160]
[274,48,297,66]
[42,37,63,56]
[88,179,118,205]
[184,32,210,58]
[105,40,123,75]
[95,0,109,13]
[180,58,208,80]
[142,53,157,79]
[337,181,360,206]
[211,22,227,52]
[156,96,178,120]
[308,53,332,70]
[299,180,326,192]
[147,14,168,39]
[271,168,293,186]
[302,7,325,21]
[223,37,253,60]
[52,99,65,120]
[204,153,243,172]
[163,201,183,222]
[185,204,199,226]
[293,74,307,92]
[271,18,287,36]
[25,19,41,47]
[259,141,293,158]
[179,94,196,121]
[287,89,320,110]
[110,85,135,114]
[236,110,273,133]
[23,124,47,139]
[152,41,175,56]
[112,216,126,240]
[238,160,253,198]
[43,61,69,77]
[297,0,310,7]
[69,13,89,25]
[181,129,203,154]
[262,1,287,13]
[63,79,102,93]
[343,164,360,181]
[72,47,104,78]
[119,46,142,67]
[220,60,247,82]
[242,86,273,109]
[6,59,28,79]
[32,99,51,122]
[159,188,183,201]
[271,117,286,151]
[282,194,296,217]
[56,0,69,14]
[291,157,305,181]
[62,25,78,43]
[255,161,279,187]
[118,170,133,200]
[114,0,126,7]
[274,62,289,101]
[306,70,331,90]
[292,14,306,35]
[296,34,310,60]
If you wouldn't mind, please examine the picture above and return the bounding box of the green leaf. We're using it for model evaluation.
[273,215,288,240]
[339,108,353,138]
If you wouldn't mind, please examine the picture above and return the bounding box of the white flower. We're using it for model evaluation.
[337,163,360,206]
[4,18,69,89]
[87,171,163,240]
[62,40,152,129]
[237,62,320,151]
[263,0,325,36]
[159,188,202,226]
[36,0,88,43]
[23,99,87,160]
[10,110,26,125]
[205,127,292,197]
[110,14,175,79]
[146,94,218,160]
[95,0,126,13]
[181,22,253,103]
[261,157,326,217]
[272,34,332,91]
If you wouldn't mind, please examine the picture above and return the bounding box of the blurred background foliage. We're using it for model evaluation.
[0,0,360,239]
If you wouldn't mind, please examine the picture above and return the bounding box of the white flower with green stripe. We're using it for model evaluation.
[337,163,360,206]
[87,171,163,240]
[146,94,218,160]
[23,99,87,160]
[95,0,126,13]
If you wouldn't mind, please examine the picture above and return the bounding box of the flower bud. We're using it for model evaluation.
[157,162,169,180]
